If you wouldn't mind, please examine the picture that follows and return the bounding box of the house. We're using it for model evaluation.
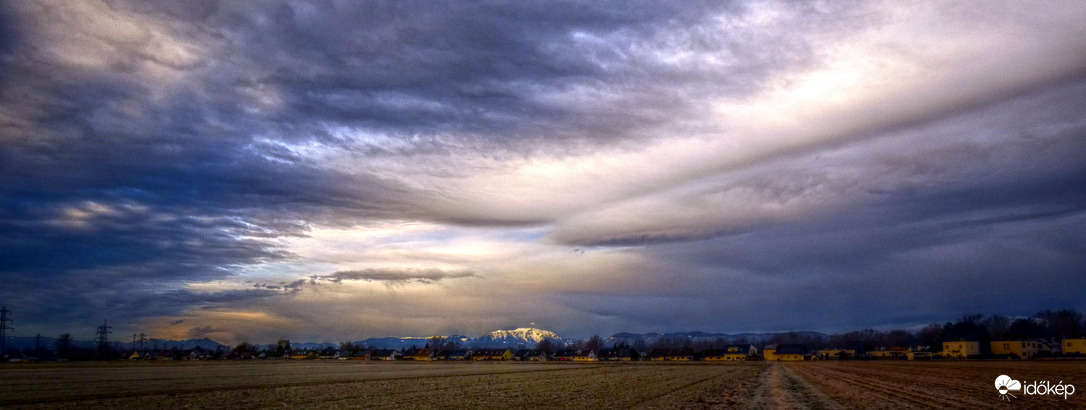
[472,349,513,361]
[762,344,777,361]
[816,349,856,360]
[1037,340,1060,355]
[991,341,1042,359]
[370,349,400,361]
[554,350,597,361]
[403,348,434,361]
[941,341,979,359]
[702,349,727,361]
[438,349,473,360]
[907,351,933,360]
[867,349,909,360]
[128,351,141,360]
[648,347,695,361]
[597,348,638,361]
[514,349,548,361]
[1064,339,1086,355]
[346,350,371,360]
[722,345,757,361]
[774,345,808,361]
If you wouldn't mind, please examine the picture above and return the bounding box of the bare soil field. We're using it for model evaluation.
[0,360,1082,409]
[0,361,762,409]
[788,360,1086,409]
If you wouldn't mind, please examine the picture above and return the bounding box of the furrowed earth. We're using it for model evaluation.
[0,361,1083,409]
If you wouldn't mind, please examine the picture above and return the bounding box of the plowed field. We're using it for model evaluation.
[0,360,1082,408]
[788,360,1086,409]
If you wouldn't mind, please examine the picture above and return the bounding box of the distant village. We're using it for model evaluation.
[2,308,1085,363]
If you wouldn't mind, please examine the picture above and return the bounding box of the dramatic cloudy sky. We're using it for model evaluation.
[2,1,1085,344]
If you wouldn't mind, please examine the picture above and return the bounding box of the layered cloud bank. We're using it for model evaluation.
[1,1,1085,344]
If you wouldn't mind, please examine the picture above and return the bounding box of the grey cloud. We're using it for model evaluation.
[311,268,476,284]
[250,279,309,294]
[1,0,1084,340]
[547,78,1086,246]
[188,326,227,339]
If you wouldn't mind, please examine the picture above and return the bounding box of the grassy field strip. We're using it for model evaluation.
[776,364,841,410]
[747,364,841,410]
[368,365,701,409]
[275,365,644,409]
[0,361,546,386]
[0,363,609,407]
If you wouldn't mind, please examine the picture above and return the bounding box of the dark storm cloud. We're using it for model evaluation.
[311,268,476,284]
[0,0,772,332]
[1,0,1085,339]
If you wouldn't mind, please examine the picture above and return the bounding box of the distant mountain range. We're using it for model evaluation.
[2,328,829,353]
[606,331,828,346]
[353,328,565,350]
[339,328,826,350]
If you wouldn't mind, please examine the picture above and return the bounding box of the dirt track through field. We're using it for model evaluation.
[748,363,841,410]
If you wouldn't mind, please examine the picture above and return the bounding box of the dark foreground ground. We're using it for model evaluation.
[0,360,1083,408]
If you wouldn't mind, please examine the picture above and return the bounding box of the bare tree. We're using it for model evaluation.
[916,324,942,348]
[1036,310,1083,340]
[55,333,73,359]
[585,335,602,353]
[535,339,554,353]
[982,315,1011,341]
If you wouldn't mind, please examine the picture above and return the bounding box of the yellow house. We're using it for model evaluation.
[472,349,513,360]
[991,341,1041,359]
[906,352,932,360]
[702,349,728,361]
[720,345,756,361]
[1064,339,1086,355]
[942,341,979,359]
[816,349,855,360]
[554,350,597,361]
[775,345,808,361]
[404,348,434,361]
[868,350,909,360]
[762,345,777,361]
[648,348,694,361]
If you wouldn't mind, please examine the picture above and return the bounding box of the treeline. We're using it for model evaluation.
[592,309,1086,353]
[6,309,1084,360]
[3,333,232,361]
[783,309,1085,353]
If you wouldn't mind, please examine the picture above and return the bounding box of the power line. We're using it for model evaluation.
[95,319,112,358]
[0,306,12,355]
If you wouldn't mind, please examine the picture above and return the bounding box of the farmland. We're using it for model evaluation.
[0,360,1083,408]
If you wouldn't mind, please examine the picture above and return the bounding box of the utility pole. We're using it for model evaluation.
[139,333,147,350]
[0,306,12,355]
[95,320,112,359]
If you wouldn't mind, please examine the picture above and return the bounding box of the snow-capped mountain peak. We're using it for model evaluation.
[477,328,562,344]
